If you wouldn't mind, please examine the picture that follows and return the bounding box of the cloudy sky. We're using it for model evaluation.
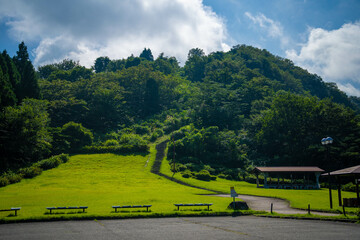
[0,0,359,96]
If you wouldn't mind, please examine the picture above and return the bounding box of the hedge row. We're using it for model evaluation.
[81,144,149,154]
[0,154,69,187]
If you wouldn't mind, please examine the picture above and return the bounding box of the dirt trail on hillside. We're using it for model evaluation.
[153,141,339,216]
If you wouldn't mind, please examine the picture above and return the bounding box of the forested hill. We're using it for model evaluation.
[1,43,360,176]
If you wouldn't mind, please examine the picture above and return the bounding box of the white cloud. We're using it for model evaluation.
[286,22,360,96]
[245,12,289,47]
[0,0,230,67]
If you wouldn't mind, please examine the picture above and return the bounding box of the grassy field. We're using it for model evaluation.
[0,145,235,222]
[160,157,358,213]
[1,141,358,223]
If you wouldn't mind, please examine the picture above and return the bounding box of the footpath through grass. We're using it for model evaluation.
[0,146,237,223]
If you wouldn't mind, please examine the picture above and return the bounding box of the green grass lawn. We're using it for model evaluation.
[0,146,235,222]
[160,157,358,214]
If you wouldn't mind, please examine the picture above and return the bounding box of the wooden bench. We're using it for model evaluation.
[112,205,152,212]
[46,206,88,214]
[174,203,213,211]
[0,207,21,216]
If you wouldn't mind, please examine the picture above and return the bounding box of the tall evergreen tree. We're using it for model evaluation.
[139,48,154,61]
[13,42,40,101]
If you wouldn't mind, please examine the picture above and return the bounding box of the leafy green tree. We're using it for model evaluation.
[0,99,51,171]
[254,92,360,170]
[94,56,110,73]
[60,122,93,152]
[184,48,206,82]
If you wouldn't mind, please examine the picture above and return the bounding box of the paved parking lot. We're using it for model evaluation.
[0,216,359,240]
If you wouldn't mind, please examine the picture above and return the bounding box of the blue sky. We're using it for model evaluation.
[1,0,360,96]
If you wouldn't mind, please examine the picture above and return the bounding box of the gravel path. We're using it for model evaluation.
[153,141,339,216]
[215,194,339,216]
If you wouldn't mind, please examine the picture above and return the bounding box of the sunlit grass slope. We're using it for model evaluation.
[160,157,358,213]
[0,148,233,222]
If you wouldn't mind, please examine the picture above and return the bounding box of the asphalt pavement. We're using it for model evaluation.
[0,216,359,240]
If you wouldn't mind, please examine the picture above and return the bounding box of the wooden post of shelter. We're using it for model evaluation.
[337,176,342,206]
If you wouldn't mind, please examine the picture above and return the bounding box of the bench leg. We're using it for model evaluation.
[146,207,148,212]
[177,206,180,211]
[115,208,117,213]
[207,205,210,211]
[83,208,85,213]
[14,210,17,216]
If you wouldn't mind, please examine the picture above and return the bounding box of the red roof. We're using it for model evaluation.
[254,166,325,173]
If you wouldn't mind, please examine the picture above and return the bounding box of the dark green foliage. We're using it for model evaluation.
[253,92,360,170]
[81,144,149,154]
[94,56,110,73]
[36,154,69,170]
[0,52,19,108]
[13,42,40,100]
[19,166,42,179]
[139,48,154,61]
[60,122,93,153]
[184,48,206,82]
[0,99,51,171]
[168,126,248,169]
[2,42,360,175]
[194,170,212,181]
[2,171,22,184]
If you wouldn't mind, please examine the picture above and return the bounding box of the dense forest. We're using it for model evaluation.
[1,42,360,179]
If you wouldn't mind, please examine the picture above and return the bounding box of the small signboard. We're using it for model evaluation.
[230,186,238,198]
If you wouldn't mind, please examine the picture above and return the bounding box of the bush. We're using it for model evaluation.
[195,170,211,181]
[0,177,10,187]
[19,166,42,179]
[82,144,149,154]
[133,125,151,135]
[3,171,22,184]
[149,128,164,142]
[36,154,70,170]
[103,139,119,146]
[203,165,216,175]
[210,175,217,180]
[181,170,193,178]
[217,173,226,179]
[342,182,357,192]
[58,153,69,163]
[119,133,147,146]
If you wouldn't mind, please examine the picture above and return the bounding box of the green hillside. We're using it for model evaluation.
[1,42,360,184]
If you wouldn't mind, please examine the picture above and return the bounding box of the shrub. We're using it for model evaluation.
[58,153,69,163]
[217,173,226,179]
[36,154,69,170]
[342,182,356,192]
[82,144,149,154]
[103,139,119,146]
[182,170,193,178]
[149,128,164,142]
[203,165,216,175]
[119,133,147,146]
[0,177,10,187]
[133,125,151,135]
[210,175,217,180]
[177,164,187,172]
[195,170,211,181]
[3,171,22,184]
[19,166,42,179]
